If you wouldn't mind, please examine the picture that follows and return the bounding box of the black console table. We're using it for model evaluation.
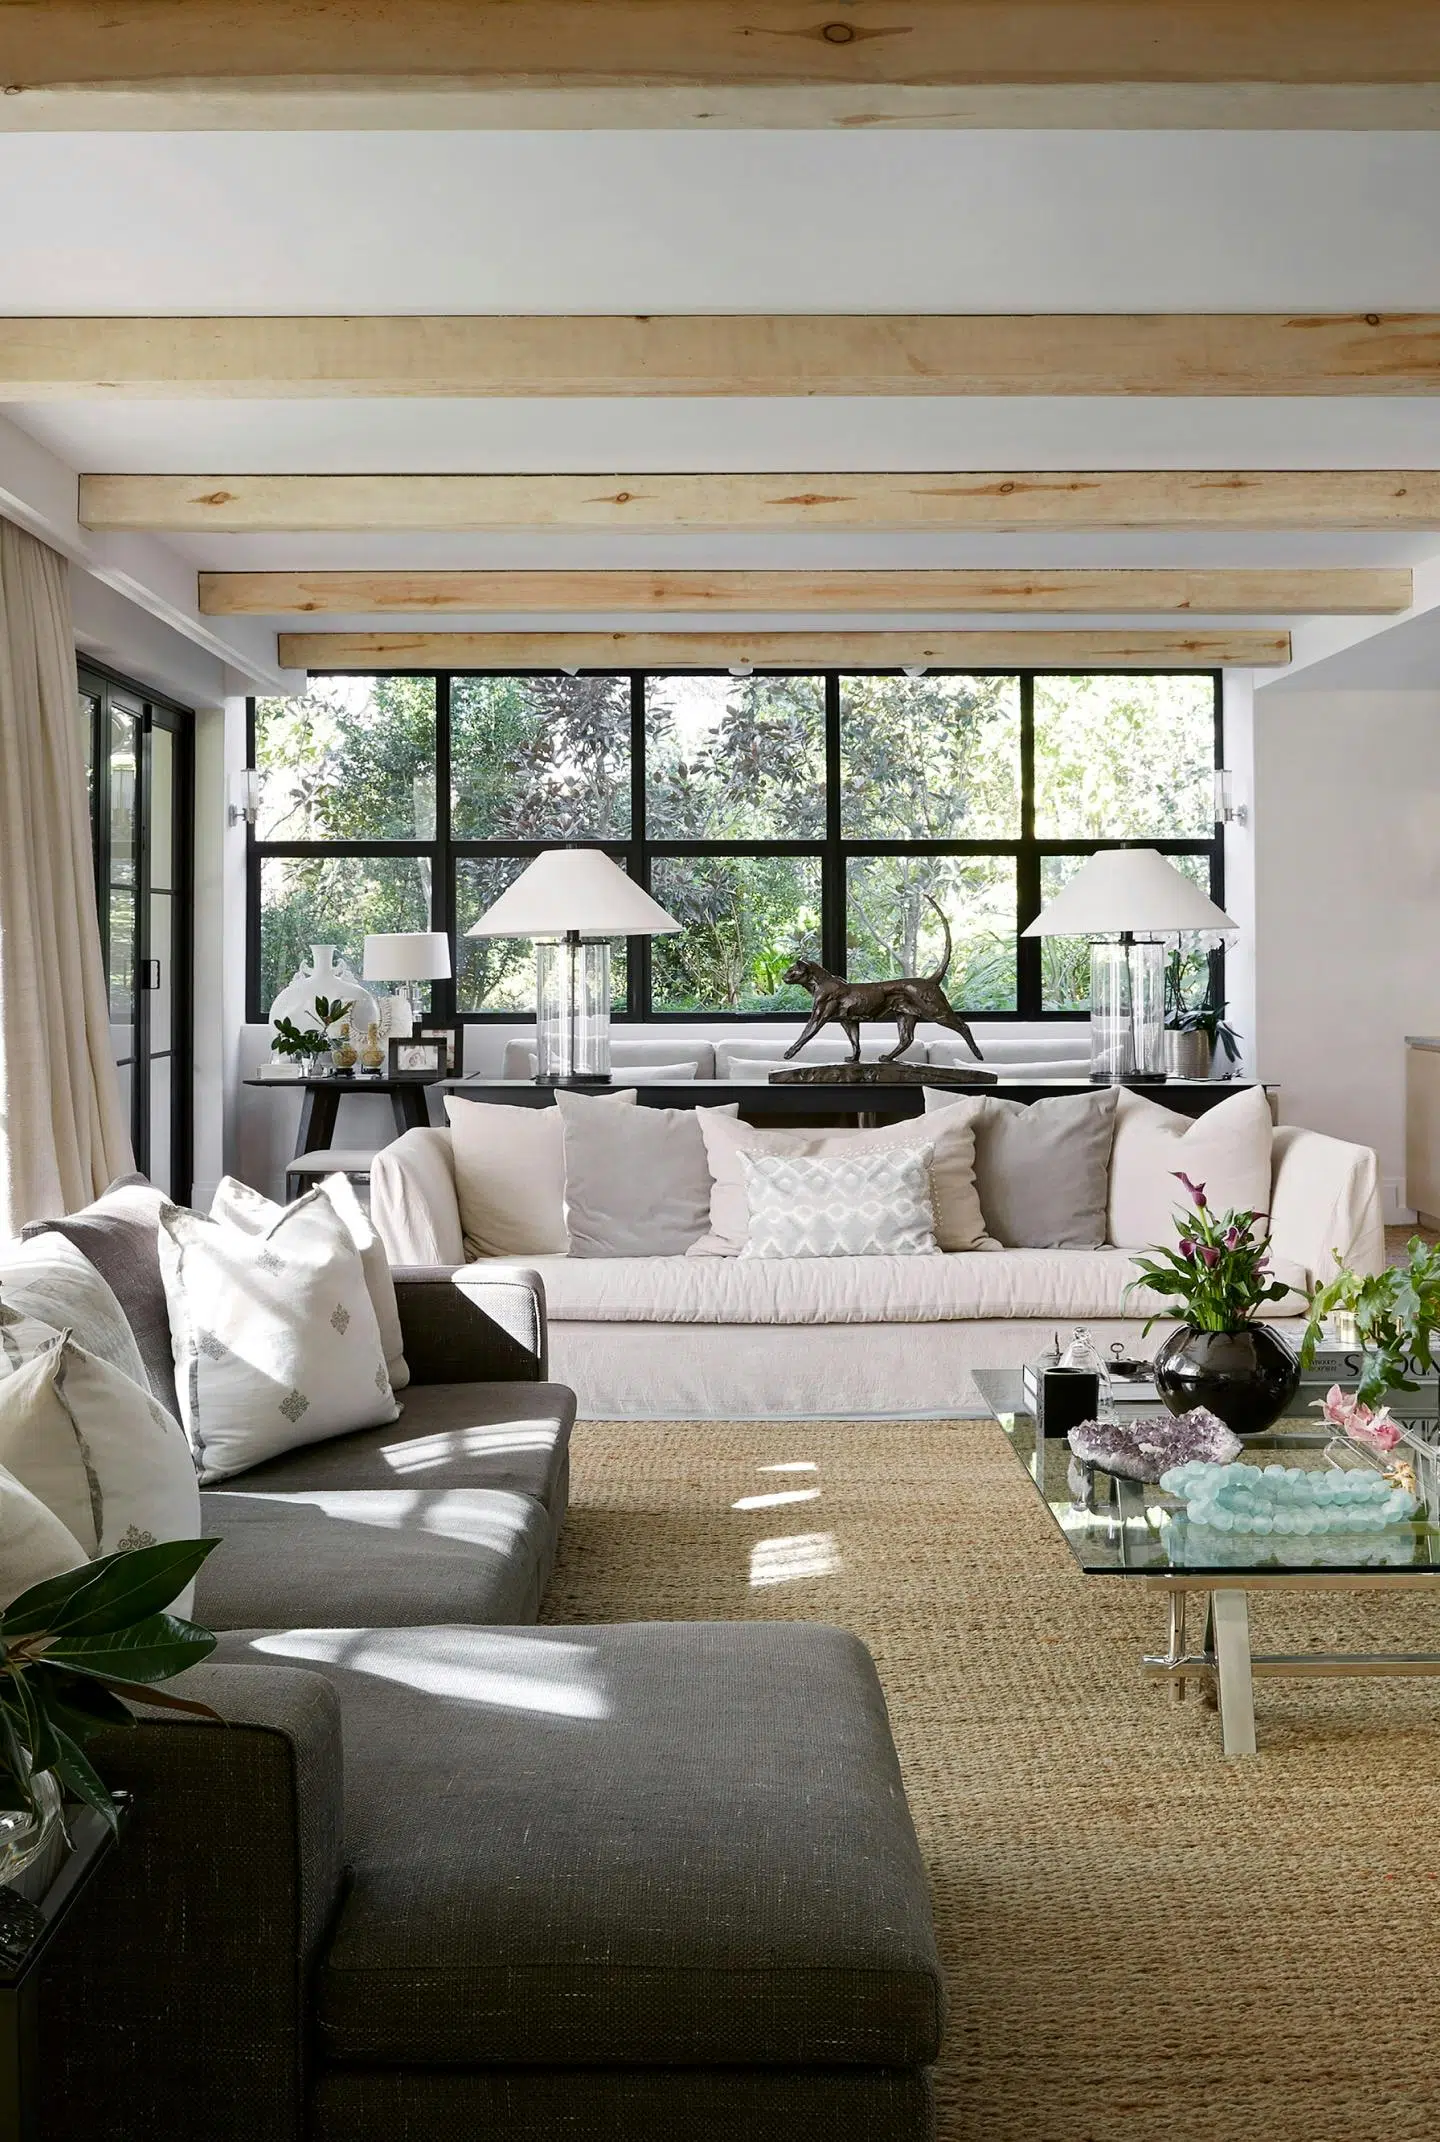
[434,1077,1274,1128]
[244,1074,440,1160]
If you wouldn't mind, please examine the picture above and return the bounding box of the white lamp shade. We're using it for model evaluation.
[362,931,453,981]
[465,848,682,939]
[1022,848,1236,937]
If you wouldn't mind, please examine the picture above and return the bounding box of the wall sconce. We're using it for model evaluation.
[1214,768,1248,826]
[902,664,928,679]
[228,767,259,827]
[728,662,754,678]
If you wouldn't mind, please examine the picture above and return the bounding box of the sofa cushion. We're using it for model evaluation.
[558,1092,737,1257]
[1107,1085,1273,1249]
[926,1084,1118,1247]
[197,1486,550,1628]
[0,1453,86,1606]
[21,1174,176,1413]
[218,1620,943,2069]
[221,1381,575,1513]
[0,1232,149,1393]
[489,1248,1307,1324]
[444,1091,635,1258]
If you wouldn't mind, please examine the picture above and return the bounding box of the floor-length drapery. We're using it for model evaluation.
[0,517,133,1235]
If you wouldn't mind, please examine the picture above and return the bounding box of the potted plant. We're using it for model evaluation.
[271,993,355,1077]
[1164,947,1241,1079]
[1299,1238,1440,1408]
[1126,1174,1300,1435]
[0,1539,218,1882]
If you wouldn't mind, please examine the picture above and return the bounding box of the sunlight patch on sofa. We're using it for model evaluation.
[749,1532,843,1588]
[218,1488,534,1552]
[251,1627,608,1718]
[378,1422,557,1474]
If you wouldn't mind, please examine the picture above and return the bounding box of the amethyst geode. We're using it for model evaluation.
[1067,1408,1242,1483]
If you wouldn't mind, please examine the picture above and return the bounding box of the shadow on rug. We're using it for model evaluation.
[541,1419,1440,2142]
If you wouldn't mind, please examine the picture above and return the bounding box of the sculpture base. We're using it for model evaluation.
[769,1062,998,1087]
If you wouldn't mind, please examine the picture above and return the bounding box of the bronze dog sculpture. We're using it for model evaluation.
[782,900,984,1065]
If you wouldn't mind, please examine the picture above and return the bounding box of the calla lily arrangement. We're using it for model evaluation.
[1126,1173,1293,1333]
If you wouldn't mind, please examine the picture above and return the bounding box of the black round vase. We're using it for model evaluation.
[1153,1323,1300,1439]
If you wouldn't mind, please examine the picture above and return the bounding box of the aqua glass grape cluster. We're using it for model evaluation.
[1158,1459,1418,1534]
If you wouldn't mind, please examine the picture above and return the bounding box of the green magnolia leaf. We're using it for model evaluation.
[2,1539,218,1640]
[26,1666,136,1739]
[42,1614,218,1685]
[7,1664,61,1775]
[49,1726,119,1835]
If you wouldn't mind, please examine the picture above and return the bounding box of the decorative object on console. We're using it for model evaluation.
[1023,848,1236,1082]
[1068,1406,1242,1484]
[417,1022,460,1076]
[738,1145,940,1259]
[363,932,451,1040]
[357,1021,385,1075]
[1129,1172,1299,1437]
[465,850,681,1086]
[781,897,984,1067]
[388,1036,444,1080]
[773,1060,996,1087]
[0,1538,219,1842]
[1164,945,1241,1078]
[269,945,376,1045]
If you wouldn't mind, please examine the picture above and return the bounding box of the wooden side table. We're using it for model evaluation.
[0,1802,123,2141]
[243,1074,439,1162]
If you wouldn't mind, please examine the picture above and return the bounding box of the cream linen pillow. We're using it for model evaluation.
[0,1454,87,1608]
[0,1233,150,1392]
[691,1105,991,1256]
[444,1090,636,1257]
[0,1313,202,1610]
[211,1173,409,1392]
[159,1192,399,1486]
[1107,1085,1274,1250]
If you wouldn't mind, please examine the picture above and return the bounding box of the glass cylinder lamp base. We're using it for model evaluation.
[534,936,612,1084]
[1088,939,1167,1083]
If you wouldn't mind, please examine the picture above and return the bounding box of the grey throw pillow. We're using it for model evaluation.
[924,1085,1119,1248]
[558,1094,739,1257]
[21,1174,178,1412]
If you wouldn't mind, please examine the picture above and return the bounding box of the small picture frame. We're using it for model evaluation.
[388,1037,444,1079]
[417,1022,460,1076]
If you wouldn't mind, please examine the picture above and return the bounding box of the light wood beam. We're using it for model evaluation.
[80,470,1440,535]
[10,315,1440,399]
[202,568,1408,618]
[3,4,1439,132]
[276,629,1291,672]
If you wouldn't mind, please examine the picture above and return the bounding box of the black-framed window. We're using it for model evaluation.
[247,668,1222,1024]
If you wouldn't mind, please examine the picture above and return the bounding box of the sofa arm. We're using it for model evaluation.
[1269,1123,1386,1284]
[394,1263,548,1382]
[370,1126,464,1265]
[40,1662,344,2142]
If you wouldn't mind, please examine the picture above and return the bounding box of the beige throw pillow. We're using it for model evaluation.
[691,1106,991,1256]
[0,1453,86,1609]
[1106,1085,1274,1250]
[445,1091,635,1257]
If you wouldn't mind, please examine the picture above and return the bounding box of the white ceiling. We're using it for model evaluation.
[3,127,1440,688]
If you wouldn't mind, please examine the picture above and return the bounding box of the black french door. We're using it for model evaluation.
[77,665,194,1200]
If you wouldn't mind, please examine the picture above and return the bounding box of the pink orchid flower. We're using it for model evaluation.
[1311,1383,1403,1452]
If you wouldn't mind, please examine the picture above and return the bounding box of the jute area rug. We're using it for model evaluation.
[540,1418,1440,2142]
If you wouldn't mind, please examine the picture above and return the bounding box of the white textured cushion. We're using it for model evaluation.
[692,1108,991,1256]
[211,1173,409,1392]
[0,1232,150,1392]
[739,1147,939,1259]
[159,1192,399,1485]
[444,1090,636,1256]
[0,1453,86,1607]
[502,1039,716,1079]
[1107,1086,1274,1249]
[557,1093,738,1257]
[494,1246,1307,1325]
[0,1310,201,1608]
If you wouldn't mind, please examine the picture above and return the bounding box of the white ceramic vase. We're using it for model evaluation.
[269,944,378,1044]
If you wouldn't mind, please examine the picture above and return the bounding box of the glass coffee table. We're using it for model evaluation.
[974,1369,1440,1755]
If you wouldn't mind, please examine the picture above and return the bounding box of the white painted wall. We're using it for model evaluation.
[1254,687,1440,1219]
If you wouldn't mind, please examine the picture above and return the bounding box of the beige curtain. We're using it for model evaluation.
[0,517,133,1237]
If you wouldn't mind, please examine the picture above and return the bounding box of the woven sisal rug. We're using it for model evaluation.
[541,1418,1440,2141]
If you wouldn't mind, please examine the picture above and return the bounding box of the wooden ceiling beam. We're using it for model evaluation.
[80,469,1440,534]
[11,315,1440,399]
[3,4,1439,130]
[201,567,1410,618]
[276,628,1291,672]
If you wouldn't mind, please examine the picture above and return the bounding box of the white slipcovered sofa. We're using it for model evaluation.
[370,1103,1384,1420]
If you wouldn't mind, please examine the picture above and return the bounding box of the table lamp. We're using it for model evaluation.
[362,932,452,1035]
[465,849,682,1085]
[1022,848,1236,1082]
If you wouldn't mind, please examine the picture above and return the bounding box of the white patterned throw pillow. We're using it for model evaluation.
[738,1145,939,1259]
[158,1190,399,1485]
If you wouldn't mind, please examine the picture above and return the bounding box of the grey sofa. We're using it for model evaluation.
[26,1189,944,2142]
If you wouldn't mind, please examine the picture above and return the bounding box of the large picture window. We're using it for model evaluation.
[248,669,1222,1024]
